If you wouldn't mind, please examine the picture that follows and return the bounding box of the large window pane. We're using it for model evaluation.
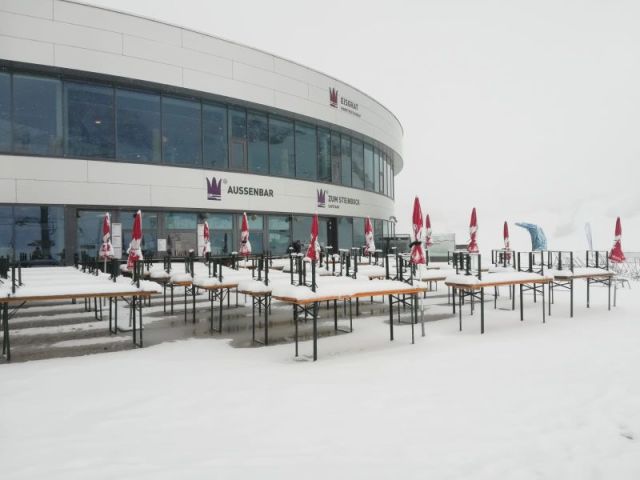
[268,215,291,254]
[373,148,380,193]
[338,216,353,250]
[229,107,247,171]
[65,81,114,158]
[13,74,62,155]
[14,206,64,264]
[378,152,385,194]
[0,207,13,258]
[121,211,158,258]
[77,210,109,258]
[206,213,232,255]
[237,214,264,254]
[162,96,201,166]
[295,122,316,180]
[364,144,374,191]
[317,128,331,183]
[0,73,10,151]
[330,131,341,184]
[166,212,197,230]
[341,135,351,186]
[353,217,365,249]
[116,89,160,162]
[269,117,294,177]
[292,215,312,249]
[390,160,394,199]
[247,112,268,174]
[351,139,364,189]
[203,103,227,170]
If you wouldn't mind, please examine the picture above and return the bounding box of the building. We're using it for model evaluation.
[0,0,403,265]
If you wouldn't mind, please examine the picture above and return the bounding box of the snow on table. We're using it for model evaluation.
[446,271,552,287]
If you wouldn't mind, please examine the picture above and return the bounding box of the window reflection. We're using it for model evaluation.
[116,89,161,162]
[162,96,202,166]
[269,117,294,178]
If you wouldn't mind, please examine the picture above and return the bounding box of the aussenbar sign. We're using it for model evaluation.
[207,176,274,201]
[329,87,361,118]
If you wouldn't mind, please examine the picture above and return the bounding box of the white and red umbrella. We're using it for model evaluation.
[503,221,511,260]
[468,207,479,253]
[99,212,114,260]
[410,197,426,265]
[364,217,375,255]
[425,214,433,248]
[126,210,143,270]
[306,214,320,261]
[202,221,211,256]
[609,217,626,263]
[239,212,252,257]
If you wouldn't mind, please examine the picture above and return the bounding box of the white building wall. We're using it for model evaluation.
[0,0,404,168]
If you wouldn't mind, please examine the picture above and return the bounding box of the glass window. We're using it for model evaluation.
[13,74,62,155]
[65,81,114,158]
[121,211,158,258]
[338,216,353,250]
[228,107,247,171]
[317,128,331,183]
[330,131,341,184]
[317,217,329,250]
[203,103,227,170]
[0,206,13,258]
[353,217,365,248]
[341,135,351,186]
[295,122,316,180]
[116,89,161,162]
[166,212,197,230]
[351,139,364,189]
[390,159,394,199]
[364,144,374,191]
[269,117,294,177]
[268,215,290,254]
[247,112,268,174]
[373,219,383,247]
[14,206,64,264]
[238,214,264,254]
[378,151,385,194]
[292,215,312,249]
[373,148,380,193]
[0,72,10,152]
[162,96,201,166]
[384,158,389,196]
[205,213,233,255]
[77,210,108,257]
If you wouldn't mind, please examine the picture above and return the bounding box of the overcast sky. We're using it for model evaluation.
[85,0,640,252]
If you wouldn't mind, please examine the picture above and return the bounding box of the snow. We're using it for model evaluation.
[446,271,552,286]
[0,282,638,478]
[237,279,273,294]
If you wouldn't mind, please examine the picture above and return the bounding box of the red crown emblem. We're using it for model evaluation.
[329,88,338,108]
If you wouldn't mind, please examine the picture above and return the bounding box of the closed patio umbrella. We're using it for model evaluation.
[239,212,252,257]
[609,217,626,263]
[503,221,511,260]
[410,196,425,265]
[127,210,143,270]
[99,212,114,260]
[306,213,320,261]
[202,221,211,257]
[425,214,433,248]
[364,217,375,255]
[468,207,479,253]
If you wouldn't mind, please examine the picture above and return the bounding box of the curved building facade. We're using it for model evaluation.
[0,0,402,264]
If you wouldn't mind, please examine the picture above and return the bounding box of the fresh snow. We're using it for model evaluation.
[0,282,638,478]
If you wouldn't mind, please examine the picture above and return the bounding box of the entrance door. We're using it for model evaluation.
[322,217,337,253]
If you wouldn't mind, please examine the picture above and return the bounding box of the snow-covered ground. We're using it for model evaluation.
[0,282,639,479]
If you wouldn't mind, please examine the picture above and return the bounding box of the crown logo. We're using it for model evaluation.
[317,189,327,207]
[207,177,222,200]
[329,88,338,108]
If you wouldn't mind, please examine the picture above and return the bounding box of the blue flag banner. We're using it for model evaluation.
[515,222,548,251]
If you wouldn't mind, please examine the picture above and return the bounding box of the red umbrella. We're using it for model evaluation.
[503,221,511,260]
[468,207,479,253]
[425,214,433,248]
[364,217,375,255]
[99,212,114,260]
[126,210,143,269]
[306,214,320,261]
[202,220,211,256]
[410,197,426,265]
[239,212,252,257]
[609,217,626,263]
